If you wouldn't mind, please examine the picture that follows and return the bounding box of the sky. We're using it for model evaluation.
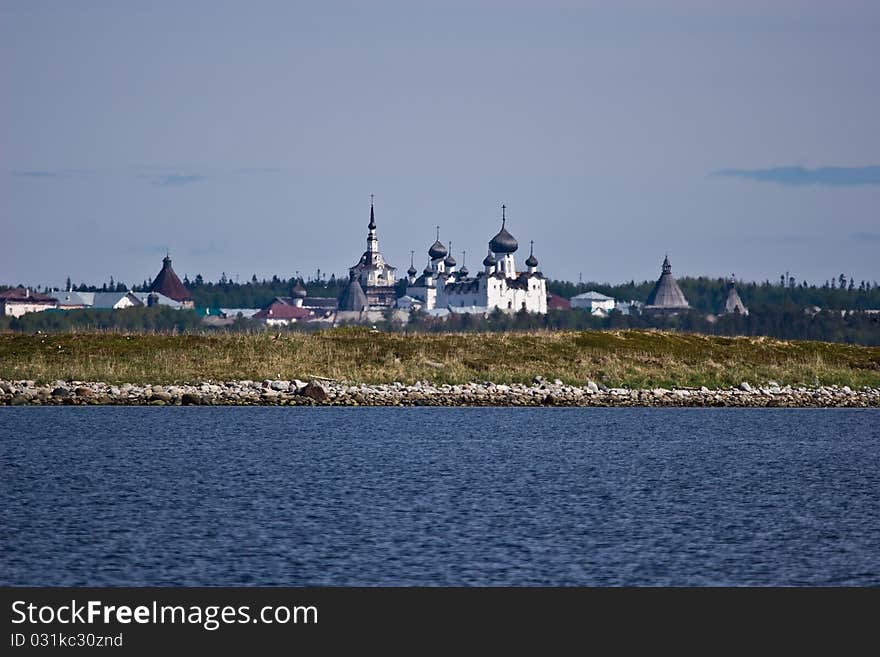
[2,0,879,289]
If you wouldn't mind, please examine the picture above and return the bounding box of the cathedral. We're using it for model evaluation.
[405,205,548,314]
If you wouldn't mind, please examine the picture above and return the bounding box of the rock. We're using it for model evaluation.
[598,383,609,392]
[270,380,289,391]
[181,392,201,405]
[10,394,29,405]
[586,381,599,393]
[532,376,544,384]
[290,380,308,392]
[51,387,70,397]
[152,391,172,402]
[700,386,710,393]
[0,381,13,394]
[301,381,328,402]
[74,386,94,397]
[738,382,752,392]
[553,379,563,386]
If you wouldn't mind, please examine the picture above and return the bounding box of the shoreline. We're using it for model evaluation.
[2,379,879,408]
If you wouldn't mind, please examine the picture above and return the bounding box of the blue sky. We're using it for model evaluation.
[2,0,879,288]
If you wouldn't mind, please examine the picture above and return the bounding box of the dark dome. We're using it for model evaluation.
[292,282,307,298]
[489,225,518,254]
[423,265,433,276]
[525,253,538,268]
[444,254,456,267]
[428,240,447,259]
[459,265,469,277]
[483,250,496,267]
[407,265,417,276]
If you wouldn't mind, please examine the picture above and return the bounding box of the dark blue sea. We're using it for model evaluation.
[2,407,878,586]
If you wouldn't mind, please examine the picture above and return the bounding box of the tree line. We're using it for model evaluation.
[23,271,879,313]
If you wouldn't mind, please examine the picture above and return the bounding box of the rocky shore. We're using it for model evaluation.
[1,378,878,407]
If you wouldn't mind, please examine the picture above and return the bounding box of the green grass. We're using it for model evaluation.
[1,328,878,388]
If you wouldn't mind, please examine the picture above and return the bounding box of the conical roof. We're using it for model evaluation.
[148,256,192,302]
[645,256,689,308]
[719,277,748,315]
[338,273,368,311]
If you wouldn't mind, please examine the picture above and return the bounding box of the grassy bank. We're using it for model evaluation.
[1,329,878,388]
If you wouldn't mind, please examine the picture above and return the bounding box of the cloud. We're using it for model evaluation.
[231,167,282,175]
[851,232,880,241]
[12,170,70,178]
[713,166,880,187]
[140,173,207,186]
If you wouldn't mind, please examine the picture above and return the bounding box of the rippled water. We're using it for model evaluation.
[2,407,878,586]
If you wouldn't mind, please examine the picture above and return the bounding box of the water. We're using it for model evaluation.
[1,407,878,586]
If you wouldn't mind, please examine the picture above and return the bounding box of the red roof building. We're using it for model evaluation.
[546,292,571,311]
[148,256,194,307]
[0,287,58,317]
[253,299,315,324]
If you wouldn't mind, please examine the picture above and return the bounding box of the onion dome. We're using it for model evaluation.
[428,227,447,259]
[459,265,469,277]
[444,241,456,267]
[525,240,538,268]
[292,281,307,298]
[489,204,518,254]
[406,250,417,277]
[423,265,433,277]
[482,249,497,267]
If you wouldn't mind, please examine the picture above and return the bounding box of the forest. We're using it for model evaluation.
[2,272,879,345]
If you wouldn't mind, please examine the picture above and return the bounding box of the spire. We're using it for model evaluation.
[459,250,469,276]
[662,254,671,275]
[368,194,376,230]
[501,204,506,227]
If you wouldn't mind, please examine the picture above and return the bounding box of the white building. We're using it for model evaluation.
[405,205,548,314]
[571,291,616,314]
[0,287,58,317]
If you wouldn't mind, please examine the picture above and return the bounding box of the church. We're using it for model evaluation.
[405,205,548,314]
[341,198,398,311]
